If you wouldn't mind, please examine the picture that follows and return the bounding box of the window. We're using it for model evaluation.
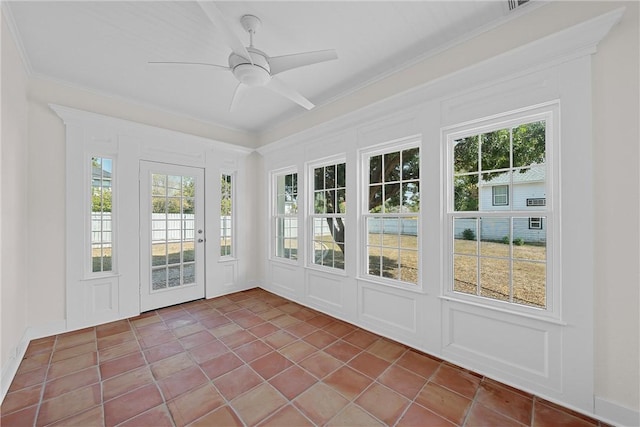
[91,157,113,273]
[448,110,551,310]
[492,185,509,206]
[310,161,346,270]
[363,142,420,285]
[526,198,546,207]
[273,171,298,260]
[220,173,233,257]
[529,217,543,230]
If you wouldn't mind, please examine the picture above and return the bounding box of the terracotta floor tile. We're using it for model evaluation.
[366,338,406,362]
[233,313,265,329]
[259,404,314,427]
[190,405,244,427]
[96,319,132,339]
[1,383,42,415]
[165,314,197,330]
[43,367,100,400]
[8,366,47,392]
[299,351,343,379]
[396,349,442,379]
[98,340,140,362]
[342,329,380,349]
[258,308,285,321]
[323,321,356,338]
[307,314,334,328]
[415,382,472,425]
[48,351,98,379]
[198,313,231,329]
[324,366,373,400]
[249,322,279,338]
[234,340,273,362]
[55,330,96,351]
[167,383,225,426]
[217,303,242,314]
[179,330,215,349]
[157,365,208,400]
[475,380,533,425]
[17,352,51,375]
[348,352,391,379]
[466,402,527,427]
[269,365,318,400]
[143,340,184,363]
[250,351,294,379]
[275,343,316,367]
[211,322,244,338]
[534,397,599,425]
[214,365,264,400]
[199,352,244,380]
[150,352,195,380]
[264,330,297,349]
[135,321,169,337]
[103,383,163,426]
[294,382,350,425]
[326,403,385,427]
[24,338,55,357]
[188,339,229,364]
[431,363,481,399]
[102,366,154,401]
[137,329,176,349]
[270,314,300,328]
[99,351,145,380]
[355,382,409,425]
[284,320,317,338]
[232,383,288,426]
[219,330,256,348]
[325,340,362,362]
[396,402,457,427]
[48,405,104,427]
[303,329,339,349]
[379,364,427,399]
[533,400,596,427]
[173,321,205,338]
[37,384,101,426]
[118,405,173,427]
[51,341,97,363]
[96,330,136,350]
[1,405,38,427]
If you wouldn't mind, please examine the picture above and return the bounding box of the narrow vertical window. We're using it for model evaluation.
[363,144,420,285]
[91,157,113,272]
[273,171,298,260]
[310,161,346,270]
[449,114,550,310]
[220,174,233,257]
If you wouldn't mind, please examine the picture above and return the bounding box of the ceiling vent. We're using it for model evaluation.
[508,0,530,11]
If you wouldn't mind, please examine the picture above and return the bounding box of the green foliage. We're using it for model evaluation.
[462,228,476,241]
[502,235,510,245]
[221,174,232,216]
[513,237,525,246]
[92,189,112,213]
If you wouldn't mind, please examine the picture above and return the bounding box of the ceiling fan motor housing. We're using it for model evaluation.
[229,48,271,87]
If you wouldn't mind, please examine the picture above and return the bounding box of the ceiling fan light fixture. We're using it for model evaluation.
[233,63,271,87]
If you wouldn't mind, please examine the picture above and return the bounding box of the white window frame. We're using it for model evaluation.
[86,154,117,278]
[219,171,236,260]
[270,167,299,263]
[529,217,543,230]
[359,137,422,291]
[492,185,509,206]
[306,155,347,274]
[444,103,560,319]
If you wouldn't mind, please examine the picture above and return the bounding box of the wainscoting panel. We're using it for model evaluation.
[359,283,418,338]
[305,270,343,311]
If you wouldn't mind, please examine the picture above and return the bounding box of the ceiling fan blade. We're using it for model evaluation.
[197,1,253,64]
[229,83,250,112]
[148,61,229,70]
[269,49,338,76]
[266,77,315,110]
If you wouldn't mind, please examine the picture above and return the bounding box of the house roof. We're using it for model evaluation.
[480,164,545,186]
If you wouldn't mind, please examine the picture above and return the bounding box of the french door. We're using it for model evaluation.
[140,161,205,311]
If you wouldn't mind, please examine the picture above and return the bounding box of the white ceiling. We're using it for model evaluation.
[6,1,515,135]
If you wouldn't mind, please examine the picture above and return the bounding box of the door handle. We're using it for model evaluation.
[198,238,205,243]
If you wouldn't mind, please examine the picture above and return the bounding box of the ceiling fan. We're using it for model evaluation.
[149,2,338,111]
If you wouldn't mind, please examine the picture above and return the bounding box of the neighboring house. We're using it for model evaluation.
[455,164,546,243]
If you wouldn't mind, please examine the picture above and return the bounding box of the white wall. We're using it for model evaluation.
[1,9,30,395]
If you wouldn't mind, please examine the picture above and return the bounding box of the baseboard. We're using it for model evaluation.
[595,396,640,427]
[1,328,31,403]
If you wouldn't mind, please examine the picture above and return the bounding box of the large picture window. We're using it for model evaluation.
[91,156,113,273]
[447,108,552,310]
[362,142,420,286]
[310,160,346,270]
[273,170,298,260]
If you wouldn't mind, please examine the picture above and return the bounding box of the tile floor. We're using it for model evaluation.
[2,288,610,427]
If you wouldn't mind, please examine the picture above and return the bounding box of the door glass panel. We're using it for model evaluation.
[150,173,198,291]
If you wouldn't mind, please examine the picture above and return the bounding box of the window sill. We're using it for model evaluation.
[439,295,566,326]
[218,257,237,263]
[81,273,121,281]
[356,275,425,294]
